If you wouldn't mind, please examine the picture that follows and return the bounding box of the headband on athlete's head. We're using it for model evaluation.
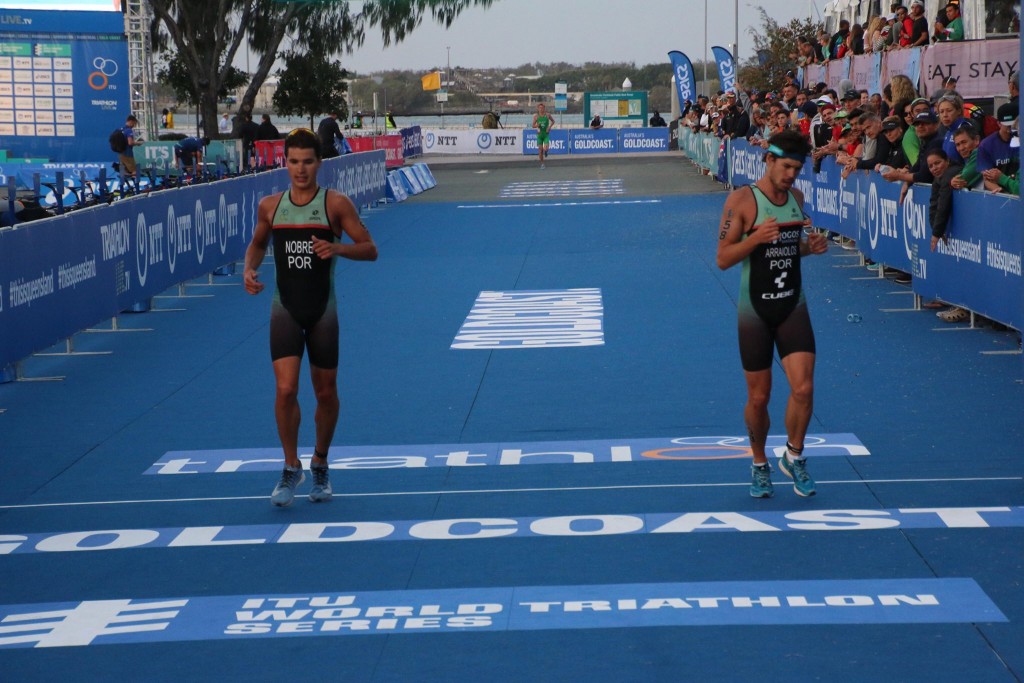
[766,144,806,162]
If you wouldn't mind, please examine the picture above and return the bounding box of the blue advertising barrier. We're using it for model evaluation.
[720,137,1023,330]
[411,163,436,189]
[385,171,409,203]
[398,166,425,195]
[401,126,423,159]
[619,129,670,152]
[523,129,570,156]
[0,151,387,369]
[568,129,619,155]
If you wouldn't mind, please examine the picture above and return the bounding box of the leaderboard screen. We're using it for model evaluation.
[0,7,128,162]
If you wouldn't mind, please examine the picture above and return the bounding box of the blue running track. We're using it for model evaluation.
[1,156,1022,682]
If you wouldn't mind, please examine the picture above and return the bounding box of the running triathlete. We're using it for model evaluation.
[715,129,828,499]
[244,128,378,506]
[532,103,554,168]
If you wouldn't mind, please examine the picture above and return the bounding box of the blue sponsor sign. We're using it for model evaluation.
[400,126,422,158]
[668,50,697,109]
[0,10,130,162]
[146,433,869,474]
[0,579,1004,648]
[523,129,569,155]
[568,129,618,155]
[711,45,736,93]
[0,152,386,368]
[618,128,670,152]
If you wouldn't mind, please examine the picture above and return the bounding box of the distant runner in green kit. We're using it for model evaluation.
[532,103,554,168]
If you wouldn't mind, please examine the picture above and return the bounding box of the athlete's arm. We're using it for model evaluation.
[314,190,378,262]
[716,188,776,270]
[243,194,279,294]
[791,188,828,256]
[532,114,539,129]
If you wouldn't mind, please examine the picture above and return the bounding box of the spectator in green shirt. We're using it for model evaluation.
[949,124,981,189]
[937,3,964,41]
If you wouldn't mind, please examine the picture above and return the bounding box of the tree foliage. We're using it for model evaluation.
[156,55,247,108]
[272,52,349,128]
[741,6,824,93]
[150,0,496,136]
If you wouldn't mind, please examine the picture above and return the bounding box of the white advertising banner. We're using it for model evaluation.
[421,129,523,155]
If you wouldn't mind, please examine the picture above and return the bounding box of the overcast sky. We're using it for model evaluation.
[336,0,824,74]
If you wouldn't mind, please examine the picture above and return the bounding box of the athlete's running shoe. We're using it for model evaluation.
[778,455,816,497]
[750,462,774,498]
[308,464,332,503]
[270,465,304,507]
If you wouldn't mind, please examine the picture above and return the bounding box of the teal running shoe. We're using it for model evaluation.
[778,455,816,497]
[308,464,333,503]
[750,462,774,498]
[270,466,304,507]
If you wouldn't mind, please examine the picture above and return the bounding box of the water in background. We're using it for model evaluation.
[170,112,587,134]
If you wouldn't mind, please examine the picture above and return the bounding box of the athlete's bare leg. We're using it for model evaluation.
[743,368,773,464]
[780,351,815,453]
[272,356,302,468]
[309,364,339,465]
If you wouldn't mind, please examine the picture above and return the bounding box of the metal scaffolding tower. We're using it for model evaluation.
[123,0,158,140]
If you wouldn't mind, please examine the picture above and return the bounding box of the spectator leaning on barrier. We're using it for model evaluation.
[881,110,943,202]
[936,93,970,163]
[239,114,260,170]
[829,20,850,59]
[924,145,973,323]
[879,117,910,170]
[843,114,890,178]
[936,2,964,41]
[979,102,1020,194]
[649,110,667,127]
[901,97,935,165]
[949,123,982,190]
[907,0,930,47]
[866,16,886,52]
[590,114,604,129]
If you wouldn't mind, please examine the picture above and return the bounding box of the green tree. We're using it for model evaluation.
[148,0,497,138]
[272,52,349,128]
[741,6,824,93]
[156,55,248,109]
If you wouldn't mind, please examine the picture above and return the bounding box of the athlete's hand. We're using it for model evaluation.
[751,217,781,244]
[311,235,336,260]
[807,231,828,254]
[244,268,263,295]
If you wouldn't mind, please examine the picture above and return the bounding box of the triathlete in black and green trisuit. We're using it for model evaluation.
[269,186,339,369]
[736,184,815,372]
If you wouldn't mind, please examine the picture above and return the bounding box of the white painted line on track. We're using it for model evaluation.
[458,200,662,209]
[1,477,1019,509]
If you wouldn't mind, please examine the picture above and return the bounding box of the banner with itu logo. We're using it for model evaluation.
[0,151,386,368]
[420,129,523,154]
[0,9,130,162]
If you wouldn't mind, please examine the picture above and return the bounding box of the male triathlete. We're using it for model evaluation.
[532,103,554,168]
[244,128,378,506]
[715,129,828,498]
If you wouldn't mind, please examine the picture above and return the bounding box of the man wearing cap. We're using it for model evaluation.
[900,97,937,166]
[810,98,839,172]
[721,92,750,139]
[882,110,944,189]
[978,102,1019,194]
[840,89,861,116]
[878,117,909,169]
[907,0,930,47]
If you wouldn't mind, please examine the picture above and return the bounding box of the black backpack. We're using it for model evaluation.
[109,128,128,154]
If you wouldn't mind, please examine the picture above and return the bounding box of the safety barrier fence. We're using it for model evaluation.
[0,151,388,374]
[799,38,1019,100]
[680,129,1023,332]
[418,128,671,155]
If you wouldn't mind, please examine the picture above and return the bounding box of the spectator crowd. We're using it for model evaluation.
[678,3,1019,325]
